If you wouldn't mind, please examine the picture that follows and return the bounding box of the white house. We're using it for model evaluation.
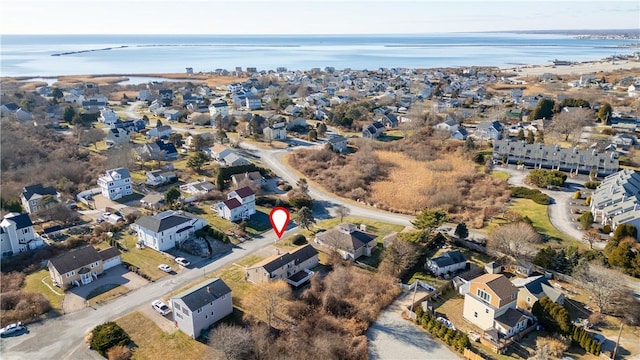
[245,96,262,110]
[135,210,207,252]
[99,109,119,124]
[590,169,640,238]
[425,250,467,276]
[208,101,229,120]
[1,213,44,257]
[263,122,287,141]
[170,278,233,339]
[212,186,256,221]
[20,184,62,214]
[97,168,133,200]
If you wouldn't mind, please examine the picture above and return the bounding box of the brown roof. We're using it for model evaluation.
[223,198,242,210]
[233,186,255,198]
[472,274,517,301]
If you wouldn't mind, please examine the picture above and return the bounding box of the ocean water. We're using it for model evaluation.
[0,33,637,77]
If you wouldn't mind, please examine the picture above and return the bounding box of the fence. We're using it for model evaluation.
[454,238,487,254]
[76,187,102,207]
[464,348,486,360]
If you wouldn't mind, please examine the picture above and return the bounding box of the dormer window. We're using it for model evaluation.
[477,289,491,303]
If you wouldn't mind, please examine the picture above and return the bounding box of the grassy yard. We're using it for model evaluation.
[490,170,510,180]
[23,268,64,312]
[87,284,130,307]
[119,235,173,280]
[404,271,449,288]
[116,311,209,360]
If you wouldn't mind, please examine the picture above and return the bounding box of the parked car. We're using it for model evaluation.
[175,257,190,267]
[158,264,172,273]
[151,300,171,316]
[0,322,26,337]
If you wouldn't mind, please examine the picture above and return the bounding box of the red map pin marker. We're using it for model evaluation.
[269,207,290,239]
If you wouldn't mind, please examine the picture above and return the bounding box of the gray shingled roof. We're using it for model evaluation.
[135,211,200,233]
[315,225,377,252]
[21,184,58,201]
[429,250,466,267]
[174,278,231,311]
[98,246,121,261]
[495,308,528,329]
[254,244,318,273]
[48,246,103,274]
[2,213,33,229]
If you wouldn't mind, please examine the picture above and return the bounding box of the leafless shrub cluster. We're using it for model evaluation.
[0,291,51,326]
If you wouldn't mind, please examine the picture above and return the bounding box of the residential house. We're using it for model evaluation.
[184,133,214,151]
[246,244,319,286]
[82,97,108,113]
[590,169,640,238]
[263,121,287,141]
[170,278,233,339]
[286,117,308,130]
[138,89,152,102]
[145,170,178,187]
[462,274,530,339]
[0,103,20,117]
[314,223,378,260]
[206,144,233,162]
[97,168,133,200]
[146,125,173,139]
[219,152,251,167]
[425,250,467,276]
[328,135,348,153]
[14,109,33,121]
[20,184,62,214]
[180,180,216,195]
[511,275,565,313]
[159,89,174,103]
[362,122,385,139]
[212,186,256,221]
[230,171,266,189]
[48,246,121,289]
[208,101,229,120]
[135,210,207,251]
[492,140,619,177]
[245,95,262,110]
[99,109,119,124]
[164,109,182,121]
[105,127,130,145]
[476,120,504,141]
[1,213,44,257]
[136,140,179,161]
[379,114,399,128]
[140,192,165,210]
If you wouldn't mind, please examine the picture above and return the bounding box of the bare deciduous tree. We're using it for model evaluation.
[582,228,601,249]
[207,324,252,360]
[335,205,350,223]
[379,236,420,278]
[573,262,625,314]
[488,222,541,258]
[549,108,594,143]
[243,280,291,328]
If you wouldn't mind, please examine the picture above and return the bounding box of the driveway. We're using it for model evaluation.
[63,266,149,313]
[367,292,460,360]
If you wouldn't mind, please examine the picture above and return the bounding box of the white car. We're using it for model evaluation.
[151,300,171,316]
[175,257,190,267]
[0,322,26,337]
[158,264,172,273]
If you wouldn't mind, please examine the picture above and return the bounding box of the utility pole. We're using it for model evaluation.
[612,320,624,360]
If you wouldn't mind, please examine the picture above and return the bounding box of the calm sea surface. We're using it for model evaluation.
[1,34,637,77]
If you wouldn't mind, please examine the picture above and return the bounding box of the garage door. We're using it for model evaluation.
[103,256,121,270]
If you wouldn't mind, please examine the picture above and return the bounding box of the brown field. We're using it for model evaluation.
[369,151,509,227]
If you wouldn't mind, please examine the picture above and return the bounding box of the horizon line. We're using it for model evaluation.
[2,28,639,36]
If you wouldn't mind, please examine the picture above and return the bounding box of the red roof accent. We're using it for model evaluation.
[234,186,255,199]
[223,198,242,210]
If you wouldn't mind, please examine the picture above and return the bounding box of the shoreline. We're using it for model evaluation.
[2,56,639,84]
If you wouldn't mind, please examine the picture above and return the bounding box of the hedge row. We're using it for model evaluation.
[572,325,602,355]
[414,307,471,353]
[509,186,552,205]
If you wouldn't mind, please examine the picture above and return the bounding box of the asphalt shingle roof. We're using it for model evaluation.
[21,184,58,201]
[2,213,33,229]
[174,278,231,311]
[135,211,201,233]
[48,246,103,274]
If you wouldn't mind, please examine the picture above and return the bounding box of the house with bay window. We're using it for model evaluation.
[135,210,206,252]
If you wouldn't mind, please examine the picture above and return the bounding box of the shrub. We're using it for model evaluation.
[526,169,567,188]
[509,186,551,205]
[585,196,591,206]
[282,184,293,191]
[584,181,601,189]
[107,345,132,360]
[573,191,581,199]
[601,224,611,234]
[292,234,307,245]
[90,322,131,357]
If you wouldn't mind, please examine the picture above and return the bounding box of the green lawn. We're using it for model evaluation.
[490,170,510,180]
[119,235,172,280]
[23,268,64,312]
[505,198,574,244]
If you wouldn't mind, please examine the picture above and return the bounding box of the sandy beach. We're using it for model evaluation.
[502,58,640,77]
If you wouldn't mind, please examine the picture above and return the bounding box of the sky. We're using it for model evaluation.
[0,0,638,35]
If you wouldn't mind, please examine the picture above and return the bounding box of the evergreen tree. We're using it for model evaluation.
[517,128,525,140]
[536,130,545,143]
[597,103,612,124]
[530,98,555,120]
[526,130,535,144]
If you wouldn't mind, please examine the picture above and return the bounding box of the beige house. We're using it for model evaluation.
[462,274,529,339]
[246,244,318,286]
[314,223,377,260]
[48,246,121,289]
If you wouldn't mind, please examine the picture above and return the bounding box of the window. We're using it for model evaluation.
[485,308,489,314]
[174,303,181,311]
[527,297,531,303]
[474,312,478,318]
[477,289,491,303]
[176,312,183,319]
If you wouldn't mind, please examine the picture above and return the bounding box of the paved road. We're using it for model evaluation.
[367,292,461,360]
[0,226,298,360]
